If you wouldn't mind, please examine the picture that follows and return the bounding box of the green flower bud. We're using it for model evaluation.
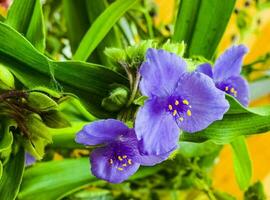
[27,92,58,112]
[102,87,129,112]
[23,114,52,160]
[162,40,186,57]
[0,63,15,90]
[104,47,126,63]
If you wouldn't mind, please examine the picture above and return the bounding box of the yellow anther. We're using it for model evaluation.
[117,167,123,171]
[179,117,184,122]
[168,104,173,110]
[187,110,192,116]
[225,86,229,91]
[175,100,179,105]
[128,159,132,165]
[230,88,235,93]
[173,110,177,116]
[122,155,127,159]
[234,91,237,97]
[109,159,113,164]
[122,163,127,167]
[183,99,189,105]
[118,156,123,161]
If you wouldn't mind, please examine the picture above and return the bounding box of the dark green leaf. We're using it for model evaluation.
[173,0,236,59]
[244,181,266,200]
[0,148,25,200]
[230,136,252,190]
[0,22,128,117]
[73,0,138,61]
[62,0,90,53]
[5,0,45,52]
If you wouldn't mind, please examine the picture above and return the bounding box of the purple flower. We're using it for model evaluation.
[25,152,36,166]
[135,48,229,155]
[75,119,169,183]
[196,45,249,106]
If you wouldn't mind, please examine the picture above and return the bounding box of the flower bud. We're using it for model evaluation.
[102,87,129,112]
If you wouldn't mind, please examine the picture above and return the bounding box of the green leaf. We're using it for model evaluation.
[85,0,122,65]
[5,0,45,52]
[230,136,252,190]
[19,158,162,200]
[73,0,138,61]
[179,140,221,158]
[0,120,14,154]
[27,92,58,112]
[0,161,2,180]
[181,95,270,143]
[244,181,266,200]
[18,158,95,200]
[173,0,236,59]
[0,148,25,200]
[0,22,128,117]
[62,0,90,53]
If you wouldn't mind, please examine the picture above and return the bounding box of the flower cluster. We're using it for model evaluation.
[75,45,249,183]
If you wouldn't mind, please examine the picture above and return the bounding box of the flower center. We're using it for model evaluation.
[108,154,133,171]
[216,83,237,97]
[167,97,192,122]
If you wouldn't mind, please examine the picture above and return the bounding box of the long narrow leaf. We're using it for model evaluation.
[19,158,162,200]
[173,0,236,59]
[0,22,128,117]
[0,149,25,200]
[73,0,138,61]
[5,0,45,52]
[230,136,252,190]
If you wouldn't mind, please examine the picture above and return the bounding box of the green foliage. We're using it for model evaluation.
[0,148,25,200]
[0,64,15,90]
[0,21,128,117]
[6,0,45,52]
[0,0,269,198]
[244,181,266,200]
[230,136,252,190]
[173,0,236,59]
[73,0,138,61]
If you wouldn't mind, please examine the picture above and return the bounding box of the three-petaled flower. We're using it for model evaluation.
[135,48,229,156]
[196,45,249,106]
[76,119,169,183]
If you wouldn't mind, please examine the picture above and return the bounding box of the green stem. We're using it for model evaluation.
[126,72,140,107]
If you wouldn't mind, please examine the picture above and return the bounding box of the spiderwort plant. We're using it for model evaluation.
[75,119,169,183]
[196,45,249,106]
[135,48,229,155]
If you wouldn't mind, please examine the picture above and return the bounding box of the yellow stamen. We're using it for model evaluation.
[175,100,179,105]
[179,117,184,122]
[187,110,192,116]
[118,156,123,161]
[173,110,177,116]
[230,88,235,93]
[117,167,123,171]
[168,104,173,110]
[183,99,189,105]
[122,155,127,159]
[109,159,113,164]
[128,159,132,165]
[122,163,127,167]
[225,86,229,91]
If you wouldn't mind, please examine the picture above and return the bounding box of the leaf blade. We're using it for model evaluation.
[73,0,138,61]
